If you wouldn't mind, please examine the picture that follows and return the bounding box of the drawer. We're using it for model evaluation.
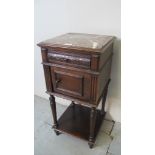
[47,51,91,69]
[51,67,91,100]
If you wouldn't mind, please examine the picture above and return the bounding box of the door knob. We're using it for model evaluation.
[56,79,61,85]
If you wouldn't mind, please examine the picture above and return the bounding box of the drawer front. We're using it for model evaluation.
[47,51,91,69]
[51,67,91,100]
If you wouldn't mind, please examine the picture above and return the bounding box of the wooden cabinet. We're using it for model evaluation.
[38,33,114,148]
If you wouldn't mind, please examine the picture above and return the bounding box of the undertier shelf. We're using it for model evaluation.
[55,103,105,141]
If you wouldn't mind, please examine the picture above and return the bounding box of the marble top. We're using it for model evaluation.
[38,33,114,51]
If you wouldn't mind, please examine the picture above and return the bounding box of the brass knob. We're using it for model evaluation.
[63,58,69,62]
[56,79,61,85]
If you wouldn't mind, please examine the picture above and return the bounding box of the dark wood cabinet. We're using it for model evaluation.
[38,33,114,148]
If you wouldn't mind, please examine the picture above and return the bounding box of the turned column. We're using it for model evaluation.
[88,107,97,148]
[49,95,57,127]
[49,95,60,135]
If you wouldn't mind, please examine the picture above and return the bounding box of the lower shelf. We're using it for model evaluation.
[54,103,105,142]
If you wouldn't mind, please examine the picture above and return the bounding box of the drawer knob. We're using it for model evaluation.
[56,79,61,85]
[63,58,69,62]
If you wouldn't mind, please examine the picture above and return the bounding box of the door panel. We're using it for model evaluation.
[51,67,91,101]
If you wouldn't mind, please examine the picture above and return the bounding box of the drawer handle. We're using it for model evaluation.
[56,79,61,85]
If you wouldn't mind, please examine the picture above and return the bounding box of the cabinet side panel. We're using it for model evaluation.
[99,43,113,70]
[97,57,112,104]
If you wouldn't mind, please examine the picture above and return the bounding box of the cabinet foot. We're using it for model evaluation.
[54,130,61,136]
[71,101,75,107]
[88,142,94,149]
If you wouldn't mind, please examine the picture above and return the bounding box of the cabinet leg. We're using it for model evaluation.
[49,95,58,131]
[88,107,97,149]
[101,87,108,115]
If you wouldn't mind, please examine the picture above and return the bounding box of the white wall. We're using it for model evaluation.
[34,0,121,122]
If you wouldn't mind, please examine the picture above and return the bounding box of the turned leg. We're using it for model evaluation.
[101,87,108,115]
[88,107,97,149]
[49,95,60,135]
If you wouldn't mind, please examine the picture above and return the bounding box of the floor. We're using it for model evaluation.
[34,95,121,155]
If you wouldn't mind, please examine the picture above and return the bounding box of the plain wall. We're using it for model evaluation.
[34,0,121,122]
